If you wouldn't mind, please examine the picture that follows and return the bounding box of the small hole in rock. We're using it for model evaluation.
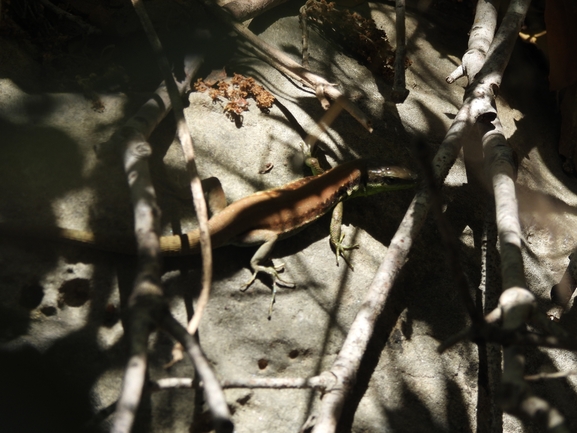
[59,278,90,307]
[236,394,251,405]
[40,305,57,316]
[257,358,268,370]
[103,303,119,326]
[19,283,44,309]
[288,349,299,359]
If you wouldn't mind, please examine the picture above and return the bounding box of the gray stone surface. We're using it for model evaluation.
[0,1,575,432]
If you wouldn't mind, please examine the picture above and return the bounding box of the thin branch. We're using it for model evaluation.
[110,127,167,433]
[502,347,569,432]
[440,321,577,353]
[439,289,577,352]
[446,0,498,84]
[447,0,568,427]
[162,316,233,433]
[112,340,150,432]
[475,3,569,424]
[110,3,230,432]
[150,375,334,391]
[481,117,525,291]
[150,377,195,391]
[309,101,471,433]
[492,289,570,430]
[525,370,577,381]
[221,374,334,389]
[415,139,482,323]
[130,0,212,337]
[92,29,203,433]
[476,0,532,293]
[303,97,345,156]
[308,1,532,430]
[497,332,577,351]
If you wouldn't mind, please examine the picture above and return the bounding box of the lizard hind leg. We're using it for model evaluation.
[237,231,295,317]
[241,261,293,290]
[241,261,294,320]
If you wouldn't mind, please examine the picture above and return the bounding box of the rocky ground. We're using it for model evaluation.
[0,0,576,432]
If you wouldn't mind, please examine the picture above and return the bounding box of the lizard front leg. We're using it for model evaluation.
[329,201,358,269]
[303,151,358,268]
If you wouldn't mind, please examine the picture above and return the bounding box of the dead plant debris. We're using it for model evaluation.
[302,0,411,82]
[194,73,275,123]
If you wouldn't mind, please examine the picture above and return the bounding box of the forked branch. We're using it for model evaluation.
[307,1,533,431]
[108,1,232,432]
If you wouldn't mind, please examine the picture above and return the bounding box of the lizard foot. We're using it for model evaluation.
[240,263,294,319]
[240,263,295,291]
[332,233,359,270]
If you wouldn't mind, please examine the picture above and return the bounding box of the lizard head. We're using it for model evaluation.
[364,164,419,195]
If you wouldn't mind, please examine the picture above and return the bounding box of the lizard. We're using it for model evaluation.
[0,158,417,293]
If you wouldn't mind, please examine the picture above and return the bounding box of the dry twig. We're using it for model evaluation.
[162,316,233,431]
[130,0,212,339]
[110,130,166,433]
[307,1,537,431]
[150,375,333,391]
[108,1,232,432]
[525,370,577,381]
[446,0,570,429]
[308,103,470,433]
[446,0,498,84]
[415,139,482,323]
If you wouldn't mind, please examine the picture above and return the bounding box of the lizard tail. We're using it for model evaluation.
[0,223,137,255]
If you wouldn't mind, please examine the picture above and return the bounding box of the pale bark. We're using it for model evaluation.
[308,1,535,431]
[309,99,472,433]
[446,0,498,84]
[110,1,231,432]
[223,0,289,22]
[150,375,333,390]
